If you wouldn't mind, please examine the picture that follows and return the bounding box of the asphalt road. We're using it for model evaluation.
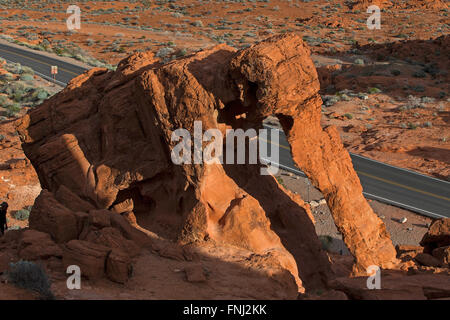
[0,42,87,85]
[1,42,449,219]
[262,126,449,219]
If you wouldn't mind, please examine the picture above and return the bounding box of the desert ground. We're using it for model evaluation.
[0,0,448,301]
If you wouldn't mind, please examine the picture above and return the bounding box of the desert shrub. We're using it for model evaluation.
[421,97,435,103]
[0,95,8,104]
[322,95,339,106]
[368,87,381,94]
[20,74,34,82]
[413,71,426,78]
[319,235,333,251]
[0,72,14,81]
[13,208,30,221]
[407,122,418,130]
[7,260,54,300]
[192,20,203,27]
[276,176,286,187]
[19,66,34,75]
[412,85,425,92]
[156,46,175,58]
[177,48,188,57]
[4,62,21,74]
[4,103,21,117]
[402,95,425,110]
[344,113,353,119]
[12,89,25,102]
[31,88,49,101]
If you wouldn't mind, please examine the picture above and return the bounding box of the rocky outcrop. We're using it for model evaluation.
[420,218,450,252]
[29,190,78,243]
[18,229,63,261]
[17,34,398,289]
[394,219,450,272]
[328,270,450,300]
[419,218,450,268]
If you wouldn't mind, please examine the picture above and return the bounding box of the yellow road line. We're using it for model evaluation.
[357,171,450,202]
[260,137,290,150]
[259,137,450,202]
[0,47,80,76]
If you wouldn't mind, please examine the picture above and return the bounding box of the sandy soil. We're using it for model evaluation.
[0,1,448,64]
[50,242,298,300]
[0,120,41,230]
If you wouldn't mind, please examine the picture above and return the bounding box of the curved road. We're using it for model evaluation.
[0,41,87,85]
[2,41,449,219]
[262,127,449,219]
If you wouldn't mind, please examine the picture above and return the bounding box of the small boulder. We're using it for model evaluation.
[106,249,133,284]
[29,190,78,243]
[395,244,423,254]
[396,245,423,257]
[432,246,450,267]
[415,253,443,268]
[158,244,185,261]
[63,240,110,279]
[420,218,450,252]
[19,230,63,260]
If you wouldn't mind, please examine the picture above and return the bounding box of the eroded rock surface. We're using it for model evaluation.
[17,34,398,289]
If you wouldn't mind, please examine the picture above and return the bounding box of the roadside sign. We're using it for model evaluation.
[51,66,58,74]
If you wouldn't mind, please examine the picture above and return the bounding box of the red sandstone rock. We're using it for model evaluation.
[328,270,450,300]
[396,245,424,256]
[105,249,133,284]
[88,209,111,229]
[29,190,78,243]
[84,227,140,258]
[111,199,134,214]
[420,218,450,252]
[62,240,110,279]
[432,246,450,268]
[415,253,443,268]
[0,252,14,274]
[55,185,96,213]
[18,229,63,261]
[317,64,341,90]
[17,34,398,289]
